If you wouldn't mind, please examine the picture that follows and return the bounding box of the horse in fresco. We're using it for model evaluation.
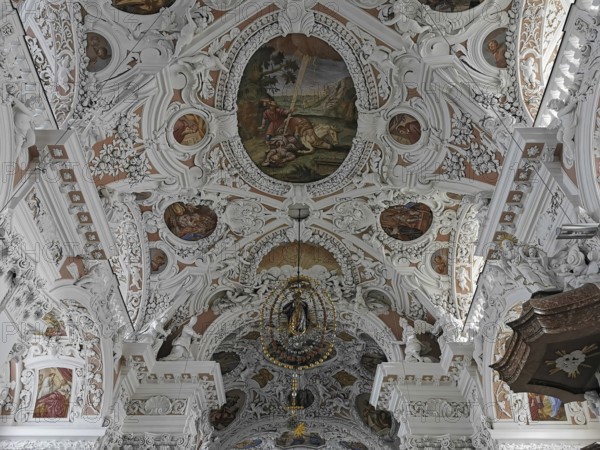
[283,117,339,153]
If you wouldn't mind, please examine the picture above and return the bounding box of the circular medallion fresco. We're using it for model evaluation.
[483,28,508,69]
[85,33,112,72]
[164,202,218,241]
[111,0,175,15]
[172,114,207,147]
[237,34,357,183]
[149,248,168,275]
[380,203,433,241]
[388,113,421,145]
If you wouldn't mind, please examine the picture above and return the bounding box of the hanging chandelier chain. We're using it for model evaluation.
[297,209,301,284]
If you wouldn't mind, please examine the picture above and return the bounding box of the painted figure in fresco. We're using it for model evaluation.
[259,99,293,143]
[210,392,243,430]
[173,114,206,146]
[380,203,433,241]
[361,402,392,434]
[164,203,217,241]
[486,39,507,68]
[433,253,448,275]
[262,136,298,167]
[38,373,56,398]
[33,369,72,418]
[150,249,167,274]
[528,393,565,421]
[111,0,175,15]
[389,114,421,145]
[86,34,111,72]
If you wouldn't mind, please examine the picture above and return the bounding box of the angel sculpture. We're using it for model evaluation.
[12,97,36,170]
[161,316,202,360]
[378,1,431,36]
[398,318,436,362]
[177,29,238,99]
[430,305,463,344]
[172,5,214,57]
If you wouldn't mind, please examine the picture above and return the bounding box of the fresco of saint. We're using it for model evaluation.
[172,114,207,147]
[484,29,508,69]
[33,368,72,419]
[164,202,218,241]
[380,203,434,241]
[86,33,111,72]
[389,114,422,145]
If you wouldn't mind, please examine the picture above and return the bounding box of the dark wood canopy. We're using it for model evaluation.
[491,283,600,402]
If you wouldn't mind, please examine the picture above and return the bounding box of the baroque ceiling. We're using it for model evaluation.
[1,0,590,447]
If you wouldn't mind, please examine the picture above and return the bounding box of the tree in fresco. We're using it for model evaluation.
[238,46,300,139]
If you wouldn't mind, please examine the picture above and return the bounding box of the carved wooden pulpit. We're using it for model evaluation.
[492,283,600,402]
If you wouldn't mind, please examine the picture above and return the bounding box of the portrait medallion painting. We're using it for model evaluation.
[483,29,508,69]
[431,248,449,275]
[111,0,175,15]
[149,248,168,275]
[388,114,421,146]
[527,393,567,421]
[210,389,245,431]
[33,368,72,419]
[164,202,218,241]
[237,34,358,183]
[172,114,207,147]
[86,33,112,72]
[356,393,393,436]
[380,203,434,241]
[417,0,483,12]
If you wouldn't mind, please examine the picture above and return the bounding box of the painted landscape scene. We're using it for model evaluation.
[237,35,358,183]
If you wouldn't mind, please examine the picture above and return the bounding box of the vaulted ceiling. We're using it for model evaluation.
[0,0,576,447]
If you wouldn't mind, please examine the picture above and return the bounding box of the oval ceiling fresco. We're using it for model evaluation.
[483,28,508,69]
[380,202,434,241]
[237,34,357,183]
[163,202,218,241]
[111,0,175,15]
[85,33,112,73]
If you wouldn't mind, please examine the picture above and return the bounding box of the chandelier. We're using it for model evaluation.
[259,211,337,371]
